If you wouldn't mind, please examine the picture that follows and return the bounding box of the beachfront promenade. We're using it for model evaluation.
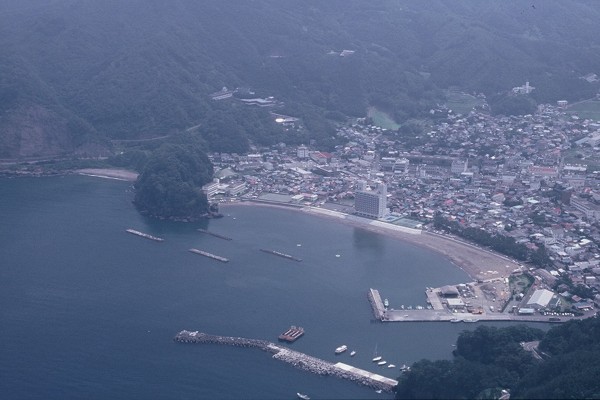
[174,330,398,392]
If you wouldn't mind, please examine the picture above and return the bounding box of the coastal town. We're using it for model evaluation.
[201,95,600,323]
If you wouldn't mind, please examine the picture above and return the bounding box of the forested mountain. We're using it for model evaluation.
[1,0,600,158]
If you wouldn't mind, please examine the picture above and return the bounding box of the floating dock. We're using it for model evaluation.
[174,330,397,392]
[278,326,304,342]
[259,248,302,262]
[197,229,232,241]
[125,228,164,242]
[188,248,229,263]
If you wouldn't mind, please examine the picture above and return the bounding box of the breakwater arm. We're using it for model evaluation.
[259,249,302,262]
[173,330,397,392]
[125,228,164,242]
[188,248,229,262]
[197,229,233,241]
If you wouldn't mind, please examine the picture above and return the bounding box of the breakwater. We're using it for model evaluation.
[188,248,229,263]
[197,229,232,241]
[125,228,164,242]
[174,330,397,392]
[259,248,302,262]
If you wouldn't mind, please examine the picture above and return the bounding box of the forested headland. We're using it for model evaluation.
[395,317,600,399]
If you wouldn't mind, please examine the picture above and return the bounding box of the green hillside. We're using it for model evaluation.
[1,0,600,157]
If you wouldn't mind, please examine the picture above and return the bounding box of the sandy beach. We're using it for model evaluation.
[222,201,521,282]
[76,168,139,182]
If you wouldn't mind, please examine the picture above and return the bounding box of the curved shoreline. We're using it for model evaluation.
[221,201,521,282]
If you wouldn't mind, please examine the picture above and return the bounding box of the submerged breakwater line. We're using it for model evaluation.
[174,330,398,392]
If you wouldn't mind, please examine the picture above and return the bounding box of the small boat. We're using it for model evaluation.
[450,318,462,323]
[377,360,387,366]
[463,318,479,323]
[335,345,348,354]
[297,393,310,400]
[350,350,356,356]
[375,389,383,394]
[383,298,389,308]
[400,364,410,372]
[372,356,382,362]
[387,364,396,368]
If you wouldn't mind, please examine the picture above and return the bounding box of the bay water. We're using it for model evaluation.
[1,176,503,399]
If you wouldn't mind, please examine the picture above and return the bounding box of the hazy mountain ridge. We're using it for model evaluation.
[1,0,600,158]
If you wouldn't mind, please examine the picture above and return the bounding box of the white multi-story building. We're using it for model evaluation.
[354,181,387,219]
[297,145,309,159]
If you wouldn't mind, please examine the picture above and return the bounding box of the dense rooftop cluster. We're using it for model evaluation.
[205,101,600,308]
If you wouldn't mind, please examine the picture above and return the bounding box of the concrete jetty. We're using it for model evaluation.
[173,330,398,392]
[368,288,386,321]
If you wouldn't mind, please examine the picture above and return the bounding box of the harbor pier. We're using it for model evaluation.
[368,288,386,321]
[174,330,398,392]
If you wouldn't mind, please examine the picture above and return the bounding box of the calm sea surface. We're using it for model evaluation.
[1,176,517,399]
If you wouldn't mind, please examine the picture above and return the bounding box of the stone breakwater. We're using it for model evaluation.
[174,330,398,392]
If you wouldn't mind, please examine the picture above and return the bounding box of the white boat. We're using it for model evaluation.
[375,389,383,394]
[297,393,310,400]
[377,360,387,366]
[387,364,396,368]
[383,298,389,308]
[372,356,382,362]
[350,350,356,356]
[335,345,348,354]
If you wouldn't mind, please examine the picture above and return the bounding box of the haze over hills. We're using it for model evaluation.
[1,0,600,158]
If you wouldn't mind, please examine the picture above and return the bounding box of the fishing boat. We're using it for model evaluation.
[335,345,348,354]
[372,343,382,362]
